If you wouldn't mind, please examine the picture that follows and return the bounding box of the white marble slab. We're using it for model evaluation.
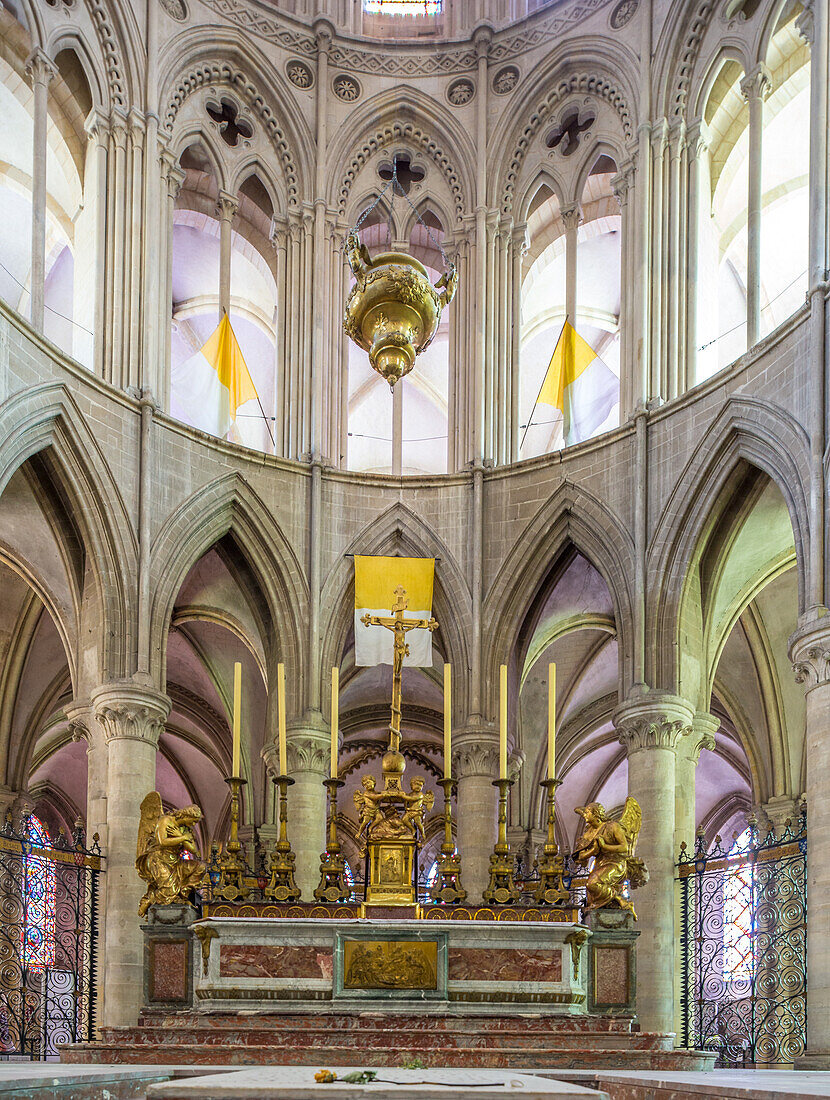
[146,1066,607,1100]
[592,1070,830,1097]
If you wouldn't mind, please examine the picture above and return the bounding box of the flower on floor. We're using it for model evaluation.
[315,1070,337,1083]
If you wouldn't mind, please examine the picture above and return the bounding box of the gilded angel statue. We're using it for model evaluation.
[572,797,649,920]
[135,792,207,917]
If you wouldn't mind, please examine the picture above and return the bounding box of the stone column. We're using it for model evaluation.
[216,191,238,318]
[263,723,328,900]
[561,203,581,329]
[741,64,771,349]
[615,694,693,1035]
[92,683,169,1027]
[25,49,57,333]
[509,223,527,462]
[790,621,830,1065]
[67,703,108,1032]
[84,112,109,378]
[684,122,710,389]
[161,159,185,410]
[675,712,717,853]
[666,123,685,399]
[453,737,499,902]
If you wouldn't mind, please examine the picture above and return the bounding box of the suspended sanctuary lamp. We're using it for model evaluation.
[343,155,458,388]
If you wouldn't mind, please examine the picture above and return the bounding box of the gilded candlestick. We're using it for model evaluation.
[265,774,301,902]
[482,777,521,905]
[217,775,250,902]
[314,777,351,903]
[429,777,466,905]
[534,777,569,908]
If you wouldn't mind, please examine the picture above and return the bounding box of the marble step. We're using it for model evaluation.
[62,1040,713,1071]
[138,1012,636,1035]
[97,1025,675,1053]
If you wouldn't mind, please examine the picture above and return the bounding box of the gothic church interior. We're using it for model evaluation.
[0,0,827,1096]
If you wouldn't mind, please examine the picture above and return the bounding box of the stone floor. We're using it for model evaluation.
[4,1064,830,1099]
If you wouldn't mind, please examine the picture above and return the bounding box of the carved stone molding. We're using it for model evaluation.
[796,0,815,44]
[262,731,329,778]
[613,694,694,754]
[560,203,583,231]
[740,64,772,105]
[452,740,500,779]
[790,618,830,691]
[677,711,719,763]
[91,684,171,746]
[25,48,58,90]
[216,190,240,222]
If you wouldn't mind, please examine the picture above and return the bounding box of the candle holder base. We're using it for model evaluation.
[265,775,301,903]
[482,778,521,906]
[314,778,351,903]
[534,777,569,907]
[216,776,251,902]
[429,777,466,905]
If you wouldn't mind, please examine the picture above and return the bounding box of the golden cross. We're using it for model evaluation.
[361,585,438,753]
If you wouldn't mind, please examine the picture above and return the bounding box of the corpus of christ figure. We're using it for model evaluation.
[361,584,438,753]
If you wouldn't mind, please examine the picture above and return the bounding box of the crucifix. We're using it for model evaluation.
[361,585,438,754]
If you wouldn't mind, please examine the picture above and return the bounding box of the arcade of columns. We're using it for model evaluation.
[2,0,830,1069]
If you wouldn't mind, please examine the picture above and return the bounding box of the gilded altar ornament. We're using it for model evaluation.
[135,792,206,916]
[572,797,648,920]
[343,229,457,387]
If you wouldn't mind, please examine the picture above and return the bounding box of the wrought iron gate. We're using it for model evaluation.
[0,813,102,1059]
[677,813,806,1067]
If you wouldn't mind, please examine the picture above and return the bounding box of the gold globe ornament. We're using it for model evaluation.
[342,161,458,388]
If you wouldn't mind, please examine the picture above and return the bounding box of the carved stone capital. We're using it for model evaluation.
[685,118,711,162]
[759,794,802,837]
[560,203,582,233]
[677,712,719,763]
[796,0,815,44]
[110,109,129,148]
[452,738,500,779]
[614,694,694,754]
[789,616,830,691]
[84,109,110,148]
[216,190,239,222]
[262,727,330,779]
[314,18,334,53]
[740,64,772,104]
[610,171,630,207]
[91,684,170,747]
[25,48,58,90]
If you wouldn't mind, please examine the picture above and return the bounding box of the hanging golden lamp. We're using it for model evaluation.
[343,157,458,388]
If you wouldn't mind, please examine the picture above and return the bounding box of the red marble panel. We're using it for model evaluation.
[593,945,629,1005]
[447,947,562,982]
[149,939,188,1002]
[219,944,333,979]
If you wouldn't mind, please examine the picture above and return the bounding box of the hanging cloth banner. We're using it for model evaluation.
[171,314,260,438]
[354,555,435,668]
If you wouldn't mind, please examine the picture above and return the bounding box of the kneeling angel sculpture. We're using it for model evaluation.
[135,792,207,916]
[572,797,649,920]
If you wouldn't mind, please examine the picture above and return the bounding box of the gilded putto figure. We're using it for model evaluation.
[572,796,648,919]
[135,792,206,916]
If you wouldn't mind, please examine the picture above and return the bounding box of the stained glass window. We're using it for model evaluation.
[22,815,56,972]
[723,828,753,982]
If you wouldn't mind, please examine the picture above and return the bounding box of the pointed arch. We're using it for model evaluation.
[516,168,567,224]
[649,397,810,697]
[148,474,309,708]
[0,383,136,684]
[326,85,476,223]
[319,502,472,718]
[482,481,635,714]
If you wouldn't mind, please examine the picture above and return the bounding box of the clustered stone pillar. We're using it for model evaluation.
[790,621,830,1066]
[614,694,693,1035]
[453,737,499,902]
[92,684,169,1027]
[25,49,57,334]
[741,64,771,349]
[263,723,328,900]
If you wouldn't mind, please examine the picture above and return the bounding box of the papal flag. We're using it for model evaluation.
[354,555,435,668]
[171,314,259,438]
[530,320,618,448]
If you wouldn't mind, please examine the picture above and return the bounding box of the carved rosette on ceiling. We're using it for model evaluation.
[446,78,475,107]
[609,0,638,29]
[333,74,361,103]
[286,59,314,89]
[160,0,187,21]
[492,66,520,95]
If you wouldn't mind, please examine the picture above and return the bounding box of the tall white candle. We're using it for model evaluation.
[499,664,508,780]
[277,662,287,776]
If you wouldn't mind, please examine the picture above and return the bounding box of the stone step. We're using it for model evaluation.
[62,1041,713,1072]
[98,1025,674,1053]
[137,1012,636,1035]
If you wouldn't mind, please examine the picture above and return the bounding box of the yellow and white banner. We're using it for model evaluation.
[354,555,435,668]
[171,314,260,438]
[532,320,617,447]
